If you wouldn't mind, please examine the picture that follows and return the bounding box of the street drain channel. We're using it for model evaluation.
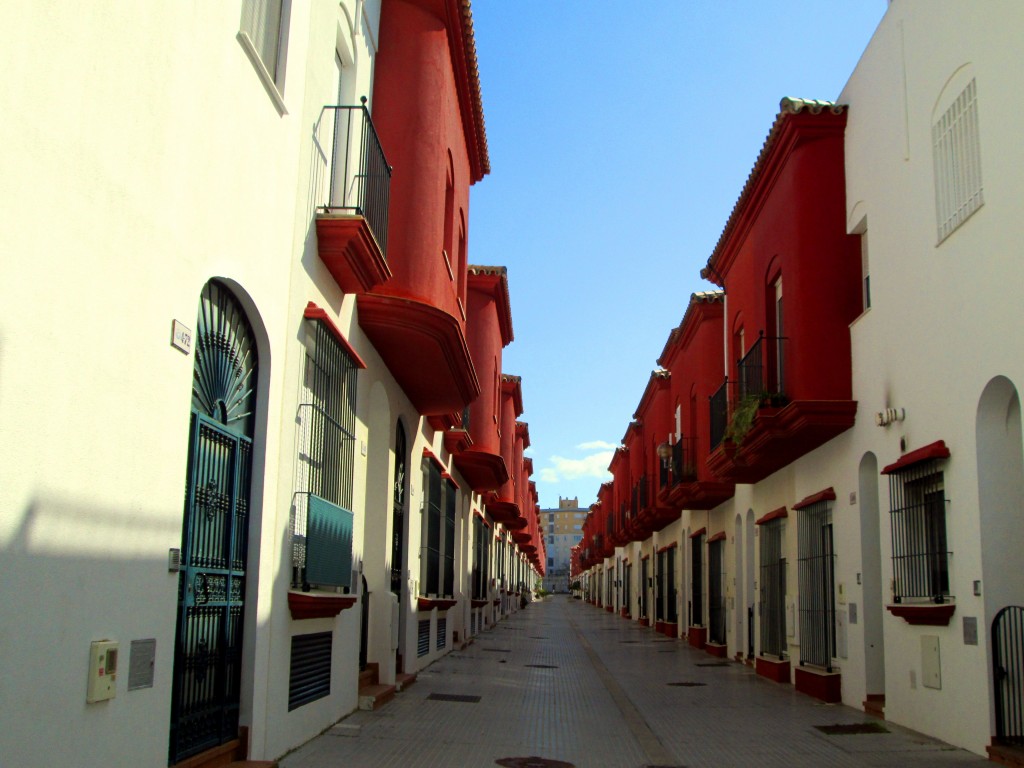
[427,693,482,703]
[481,648,512,653]
[495,757,574,768]
[814,722,889,735]
[524,664,558,669]
[667,682,707,687]
[695,662,730,667]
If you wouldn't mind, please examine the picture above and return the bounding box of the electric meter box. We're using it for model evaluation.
[87,640,119,703]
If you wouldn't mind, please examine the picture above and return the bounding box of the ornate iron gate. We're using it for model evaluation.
[171,281,258,764]
[993,605,1024,745]
[170,414,252,763]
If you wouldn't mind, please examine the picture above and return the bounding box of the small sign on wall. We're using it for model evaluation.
[171,320,193,355]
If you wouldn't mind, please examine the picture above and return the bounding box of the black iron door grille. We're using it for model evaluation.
[170,414,251,763]
[994,605,1024,745]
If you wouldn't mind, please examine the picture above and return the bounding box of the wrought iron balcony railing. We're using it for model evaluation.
[709,379,734,450]
[315,98,392,257]
[737,332,786,401]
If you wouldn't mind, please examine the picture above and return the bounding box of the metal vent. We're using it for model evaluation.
[437,617,447,650]
[427,693,481,703]
[289,632,332,710]
[417,620,430,657]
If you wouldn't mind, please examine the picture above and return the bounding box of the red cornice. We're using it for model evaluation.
[882,440,951,475]
[288,592,358,620]
[634,371,671,422]
[886,603,956,626]
[708,531,727,543]
[501,374,523,416]
[443,0,489,182]
[303,302,367,369]
[793,487,837,511]
[657,542,678,553]
[689,527,707,539]
[756,507,788,525]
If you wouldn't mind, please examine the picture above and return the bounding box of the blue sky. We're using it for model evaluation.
[469,2,887,510]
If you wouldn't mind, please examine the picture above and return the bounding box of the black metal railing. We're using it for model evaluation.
[888,460,951,603]
[798,501,836,669]
[317,99,392,257]
[673,437,698,484]
[738,332,786,401]
[994,605,1024,745]
[710,379,733,450]
[760,519,787,659]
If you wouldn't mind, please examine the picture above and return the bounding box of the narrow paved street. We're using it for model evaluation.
[281,597,989,768]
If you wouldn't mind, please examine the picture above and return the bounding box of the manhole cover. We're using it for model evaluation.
[496,757,574,768]
[667,681,706,687]
[695,662,730,668]
[525,664,558,669]
[814,722,889,735]
[427,693,481,703]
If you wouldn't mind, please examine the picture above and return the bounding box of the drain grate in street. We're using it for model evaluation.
[667,681,706,687]
[524,664,558,669]
[481,648,512,653]
[495,757,574,768]
[695,662,730,668]
[814,722,889,735]
[620,640,639,644]
[427,693,481,703]
[529,636,549,640]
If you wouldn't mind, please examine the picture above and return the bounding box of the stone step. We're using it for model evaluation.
[358,683,396,711]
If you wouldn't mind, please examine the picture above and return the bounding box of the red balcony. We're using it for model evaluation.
[700,100,860,483]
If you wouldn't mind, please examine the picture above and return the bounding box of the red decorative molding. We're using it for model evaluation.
[882,440,951,475]
[303,302,367,368]
[443,429,472,455]
[689,527,707,539]
[756,506,788,525]
[471,599,489,608]
[418,597,458,612]
[657,542,678,553]
[315,214,391,294]
[793,487,836,510]
[708,531,727,543]
[886,603,956,626]
[288,591,357,620]
[454,449,509,492]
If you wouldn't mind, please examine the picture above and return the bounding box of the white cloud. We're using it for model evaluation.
[575,439,617,451]
[537,450,614,483]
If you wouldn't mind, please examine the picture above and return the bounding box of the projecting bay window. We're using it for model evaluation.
[292,312,359,591]
[759,517,787,659]
[797,497,836,670]
[886,457,951,604]
[420,459,457,599]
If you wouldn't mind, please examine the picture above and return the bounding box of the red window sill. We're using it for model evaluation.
[417,597,458,612]
[288,591,358,620]
[886,603,956,626]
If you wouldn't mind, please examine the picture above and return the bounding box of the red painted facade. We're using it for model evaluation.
[356,0,490,417]
[657,293,735,509]
[632,371,677,534]
[702,102,860,482]
[488,375,523,525]
[453,266,513,490]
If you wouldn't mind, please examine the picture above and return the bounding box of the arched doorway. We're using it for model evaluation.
[977,376,1024,742]
[169,280,259,764]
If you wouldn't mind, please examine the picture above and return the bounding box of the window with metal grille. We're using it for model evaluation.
[623,563,632,615]
[471,515,484,600]
[288,632,332,710]
[417,619,430,657]
[437,617,447,650]
[759,519,787,659]
[798,501,835,669]
[691,534,705,626]
[239,0,288,108]
[421,461,442,596]
[708,537,726,644]
[887,460,950,603]
[443,479,456,598]
[640,558,649,618]
[292,316,357,590]
[934,78,983,243]
[666,547,678,623]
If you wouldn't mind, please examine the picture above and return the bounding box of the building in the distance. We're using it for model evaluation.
[541,496,586,592]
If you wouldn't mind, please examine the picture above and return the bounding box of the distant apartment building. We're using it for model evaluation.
[542,496,586,591]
